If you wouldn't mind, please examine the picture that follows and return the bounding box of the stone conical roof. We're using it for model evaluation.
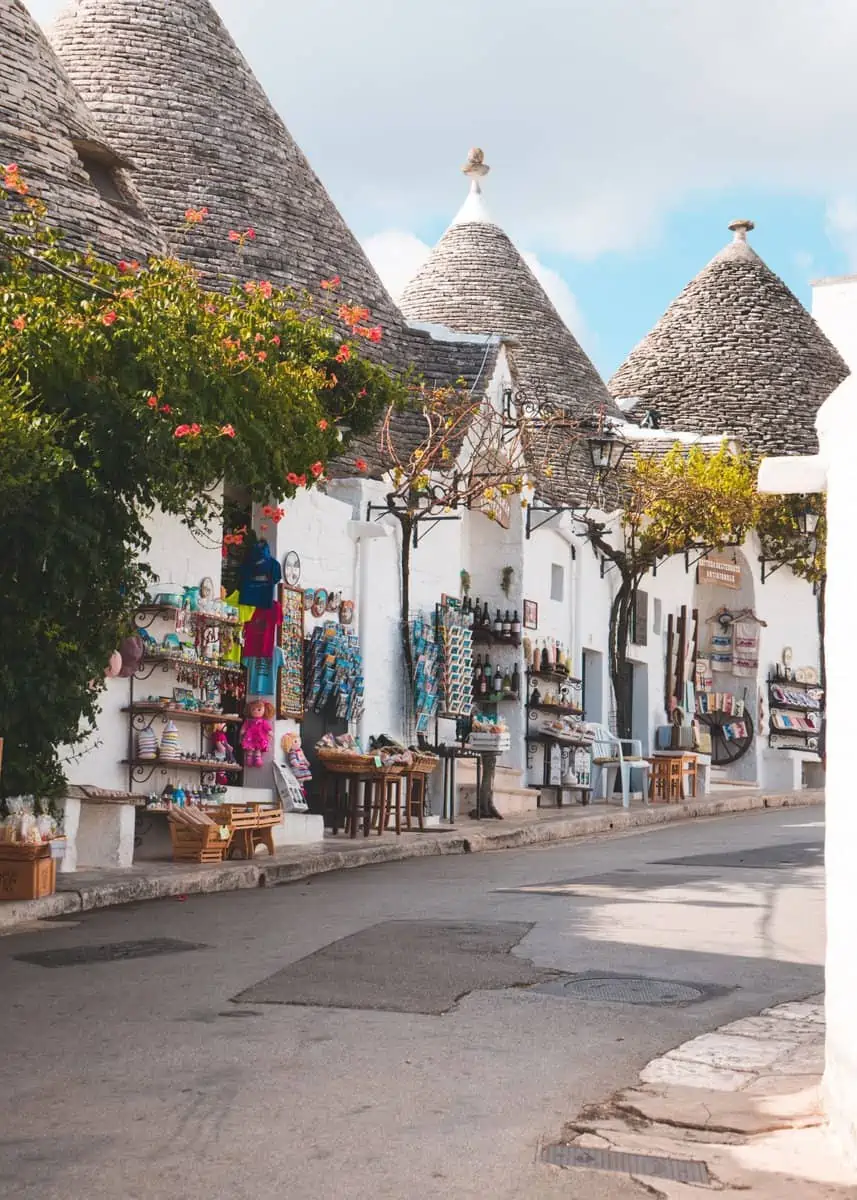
[400,152,620,421]
[609,220,849,456]
[0,0,161,260]
[50,0,406,344]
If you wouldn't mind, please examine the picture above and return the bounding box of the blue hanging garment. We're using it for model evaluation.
[238,539,282,609]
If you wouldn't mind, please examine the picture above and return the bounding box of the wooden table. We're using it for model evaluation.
[647,752,699,802]
[213,802,283,858]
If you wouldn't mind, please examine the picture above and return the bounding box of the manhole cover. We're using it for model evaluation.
[14,938,207,968]
[533,975,705,1005]
[542,1144,710,1184]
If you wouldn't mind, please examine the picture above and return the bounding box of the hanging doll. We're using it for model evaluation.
[209,722,236,785]
[240,699,275,767]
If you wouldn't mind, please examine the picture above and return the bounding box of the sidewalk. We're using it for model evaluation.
[544,994,857,1197]
[0,786,823,931]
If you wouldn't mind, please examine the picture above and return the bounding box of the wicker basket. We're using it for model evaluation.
[316,748,378,772]
[409,752,440,774]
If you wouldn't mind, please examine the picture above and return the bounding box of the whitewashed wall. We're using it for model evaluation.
[64,501,223,792]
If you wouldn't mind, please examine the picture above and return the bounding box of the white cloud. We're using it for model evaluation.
[826,198,857,269]
[362,230,430,301]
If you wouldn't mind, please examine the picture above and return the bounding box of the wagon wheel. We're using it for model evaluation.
[696,711,754,766]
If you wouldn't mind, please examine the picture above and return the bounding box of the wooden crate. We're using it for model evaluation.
[168,809,229,864]
[0,844,57,901]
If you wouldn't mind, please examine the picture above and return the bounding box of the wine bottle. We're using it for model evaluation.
[493,664,503,694]
[481,658,491,696]
[493,608,503,637]
[502,668,512,694]
[473,653,482,684]
[511,663,520,696]
[540,644,550,673]
[511,610,521,638]
[532,639,541,672]
[502,610,511,639]
[482,601,490,627]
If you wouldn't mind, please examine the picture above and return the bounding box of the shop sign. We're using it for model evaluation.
[697,557,741,590]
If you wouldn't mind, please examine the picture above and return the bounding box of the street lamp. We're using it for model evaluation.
[588,426,628,476]
[797,503,820,537]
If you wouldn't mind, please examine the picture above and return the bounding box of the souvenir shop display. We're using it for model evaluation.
[693,688,755,765]
[411,616,441,734]
[469,713,511,752]
[208,722,236,784]
[473,655,521,702]
[465,595,522,647]
[277,584,305,719]
[435,600,473,717]
[237,538,281,608]
[768,671,825,752]
[0,798,65,901]
[525,637,573,678]
[305,623,365,723]
[240,699,275,767]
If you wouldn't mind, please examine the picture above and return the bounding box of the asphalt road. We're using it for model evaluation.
[0,808,824,1200]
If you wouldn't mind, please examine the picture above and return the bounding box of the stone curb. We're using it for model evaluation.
[0,789,823,930]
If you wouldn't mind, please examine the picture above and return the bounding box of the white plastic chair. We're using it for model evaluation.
[586,723,649,809]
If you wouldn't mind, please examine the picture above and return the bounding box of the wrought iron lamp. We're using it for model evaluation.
[587,425,628,475]
[796,503,820,537]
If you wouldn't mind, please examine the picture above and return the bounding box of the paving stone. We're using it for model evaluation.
[668,1032,796,1072]
[763,1001,825,1024]
[641,1056,755,1092]
[721,1015,824,1044]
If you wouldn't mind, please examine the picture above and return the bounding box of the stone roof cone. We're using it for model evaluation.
[609,220,849,455]
[49,0,405,341]
[400,150,620,420]
[0,0,162,260]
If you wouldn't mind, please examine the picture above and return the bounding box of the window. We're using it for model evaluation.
[631,589,648,646]
[653,597,662,636]
[550,563,564,602]
[73,139,142,213]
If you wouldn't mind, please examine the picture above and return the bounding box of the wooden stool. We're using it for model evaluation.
[377,776,403,836]
[648,757,683,803]
[681,754,698,798]
[404,770,428,831]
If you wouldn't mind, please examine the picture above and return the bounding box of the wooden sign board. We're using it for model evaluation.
[697,558,741,590]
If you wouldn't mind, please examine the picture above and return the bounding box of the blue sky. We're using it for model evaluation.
[26,0,857,379]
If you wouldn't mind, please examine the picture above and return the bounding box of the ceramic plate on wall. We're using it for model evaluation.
[312,589,328,618]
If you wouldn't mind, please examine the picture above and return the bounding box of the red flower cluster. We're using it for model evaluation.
[355,458,368,473]
[117,260,141,274]
[220,425,236,438]
[174,423,202,439]
[229,228,256,245]
[311,461,324,478]
[270,335,281,347]
[321,275,341,291]
[286,472,308,488]
[317,418,329,431]
[185,207,209,224]
[12,315,26,332]
[2,163,28,195]
[223,524,248,549]
[338,303,369,327]
[101,310,118,327]
[335,343,351,364]
[262,504,286,524]
[147,395,159,408]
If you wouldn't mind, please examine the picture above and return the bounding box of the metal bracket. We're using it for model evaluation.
[525,506,578,547]
[759,556,788,584]
[365,503,460,547]
[684,547,711,574]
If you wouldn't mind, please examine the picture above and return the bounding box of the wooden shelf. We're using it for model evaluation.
[136,604,240,628]
[476,692,520,704]
[472,628,522,647]
[124,704,242,724]
[122,757,243,772]
[526,668,581,685]
[138,655,244,678]
[529,702,584,716]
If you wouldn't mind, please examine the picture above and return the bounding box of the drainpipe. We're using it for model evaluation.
[347,520,394,748]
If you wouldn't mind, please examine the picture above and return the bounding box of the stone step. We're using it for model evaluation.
[458,782,541,817]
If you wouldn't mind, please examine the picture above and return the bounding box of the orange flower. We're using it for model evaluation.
[355,324,382,342]
[12,315,26,332]
[256,351,267,362]
[228,230,241,243]
[117,260,140,274]
[185,207,209,224]
[335,343,351,363]
[297,473,307,487]
[246,228,256,240]
[146,396,159,409]
[118,288,137,300]
[237,351,248,362]
[258,280,273,298]
[321,275,341,291]
[3,163,28,195]
[338,303,369,327]
[189,423,202,437]
[102,310,118,326]
[270,335,281,346]
[220,424,236,438]
[317,418,329,431]
[311,461,324,478]
[287,472,299,485]
[174,424,192,438]
[254,333,264,342]
[244,281,257,295]
[355,458,368,473]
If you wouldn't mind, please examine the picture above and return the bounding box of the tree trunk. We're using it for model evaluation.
[608,573,635,737]
[398,513,416,695]
[471,751,502,819]
[817,573,827,766]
